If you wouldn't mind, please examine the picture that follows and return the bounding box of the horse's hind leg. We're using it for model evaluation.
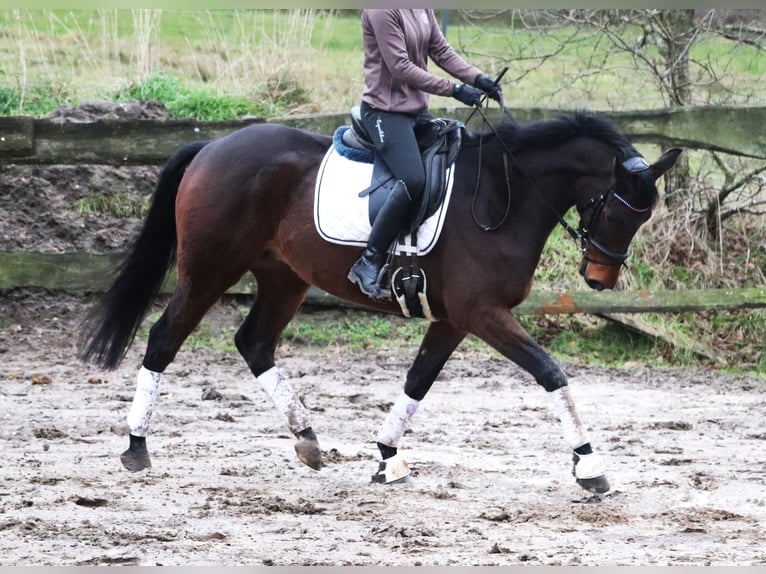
[121,276,232,472]
[372,320,466,484]
[234,262,322,470]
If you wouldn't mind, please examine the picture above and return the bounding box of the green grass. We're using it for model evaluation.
[115,73,288,120]
[130,290,764,376]
[3,10,763,118]
[74,191,148,218]
[184,320,238,353]
[547,320,667,365]
[166,306,754,374]
[282,308,427,352]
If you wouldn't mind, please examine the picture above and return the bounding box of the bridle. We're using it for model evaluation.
[574,176,652,268]
[468,103,652,268]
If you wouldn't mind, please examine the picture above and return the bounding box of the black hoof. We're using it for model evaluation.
[295,428,323,470]
[120,434,151,472]
[576,474,610,494]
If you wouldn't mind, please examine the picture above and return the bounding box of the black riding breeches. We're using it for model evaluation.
[359,102,430,200]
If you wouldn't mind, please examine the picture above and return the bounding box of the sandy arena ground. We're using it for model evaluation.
[0,292,764,566]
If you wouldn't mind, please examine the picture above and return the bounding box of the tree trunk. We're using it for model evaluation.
[654,9,694,209]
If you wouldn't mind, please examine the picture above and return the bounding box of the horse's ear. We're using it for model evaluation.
[649,148,683,180]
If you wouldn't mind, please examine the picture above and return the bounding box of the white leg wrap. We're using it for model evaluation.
[549,386,589,449]
[127,366,162,437]
[376,393,420,448]
[258,367,311,435]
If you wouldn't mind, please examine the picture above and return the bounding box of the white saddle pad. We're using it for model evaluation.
[313,145,454,256]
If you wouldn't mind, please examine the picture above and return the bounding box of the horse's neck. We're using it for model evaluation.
[517,143,612,222]
[518,172,577,228]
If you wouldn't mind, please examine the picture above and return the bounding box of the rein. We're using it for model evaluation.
[467,105,649,267]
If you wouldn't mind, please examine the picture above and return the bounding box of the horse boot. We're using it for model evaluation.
[348,179,413,301]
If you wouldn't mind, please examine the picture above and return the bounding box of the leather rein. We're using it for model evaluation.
[468,104,651,268]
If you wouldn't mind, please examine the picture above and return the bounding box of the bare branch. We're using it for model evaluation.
[719,162,766,198]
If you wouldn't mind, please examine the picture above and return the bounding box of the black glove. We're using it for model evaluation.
[453,83,483,107]
[474,73,502,103]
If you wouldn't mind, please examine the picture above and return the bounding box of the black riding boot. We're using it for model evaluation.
[348,180,413,301]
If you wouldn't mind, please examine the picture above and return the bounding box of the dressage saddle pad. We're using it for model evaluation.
[313,143,455,256]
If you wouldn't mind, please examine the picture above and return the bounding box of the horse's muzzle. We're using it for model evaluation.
[579,255,620,291]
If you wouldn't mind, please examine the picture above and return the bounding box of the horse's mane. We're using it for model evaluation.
[470,109,638,159]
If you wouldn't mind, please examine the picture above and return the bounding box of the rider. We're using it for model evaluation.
[348,8,503,301]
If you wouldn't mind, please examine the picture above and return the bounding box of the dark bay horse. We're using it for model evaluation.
[79,109,680,494]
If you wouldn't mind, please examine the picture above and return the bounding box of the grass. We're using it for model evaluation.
[282,308,420,351]
[166,303,738,375]
[0,10,359,119]
[114,73,289,120]
[3,10,764,117]
[74,191,148,218]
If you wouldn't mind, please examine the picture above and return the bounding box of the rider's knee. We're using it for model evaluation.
[398,167,425,200]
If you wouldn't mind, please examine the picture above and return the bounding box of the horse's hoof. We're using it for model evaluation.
[371,453,410,484]
[120,448,151,472]
[572,452,609,493]
[577,474,610,494]
[120,434,151,472]
[385,475,413,485]
[294,429,323,470]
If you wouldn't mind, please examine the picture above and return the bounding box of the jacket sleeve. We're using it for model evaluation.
[366,10,456,97]
[426,11,482,87]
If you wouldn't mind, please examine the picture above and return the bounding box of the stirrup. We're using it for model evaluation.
[348,262,391,301]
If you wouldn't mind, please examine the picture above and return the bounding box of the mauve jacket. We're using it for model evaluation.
[361,9,482,114]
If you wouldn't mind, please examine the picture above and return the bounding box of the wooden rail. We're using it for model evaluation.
[1,106,765,164]
[1,252,763,314]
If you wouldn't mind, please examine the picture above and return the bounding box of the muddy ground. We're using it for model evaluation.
[0,290,764,566]
[1,103,765,565]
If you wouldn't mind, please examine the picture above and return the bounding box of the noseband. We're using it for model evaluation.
[566,156,652,268]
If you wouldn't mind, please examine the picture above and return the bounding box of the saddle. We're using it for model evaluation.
[341,106,463,234]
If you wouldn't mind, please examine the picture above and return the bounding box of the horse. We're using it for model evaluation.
[78,108,681,494]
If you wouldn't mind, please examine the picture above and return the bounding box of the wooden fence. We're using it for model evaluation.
[1,106,764,322]
[2,106,766,164]
[1,251,763,315]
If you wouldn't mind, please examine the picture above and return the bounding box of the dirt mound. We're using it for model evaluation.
[0,163,154,252]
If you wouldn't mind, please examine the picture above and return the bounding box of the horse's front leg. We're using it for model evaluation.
[471,309,610,494]
[372,320,466,484]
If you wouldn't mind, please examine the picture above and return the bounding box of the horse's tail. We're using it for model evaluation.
[78,140,209,370]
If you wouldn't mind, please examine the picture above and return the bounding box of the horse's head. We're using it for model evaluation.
[576,147,682,291]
